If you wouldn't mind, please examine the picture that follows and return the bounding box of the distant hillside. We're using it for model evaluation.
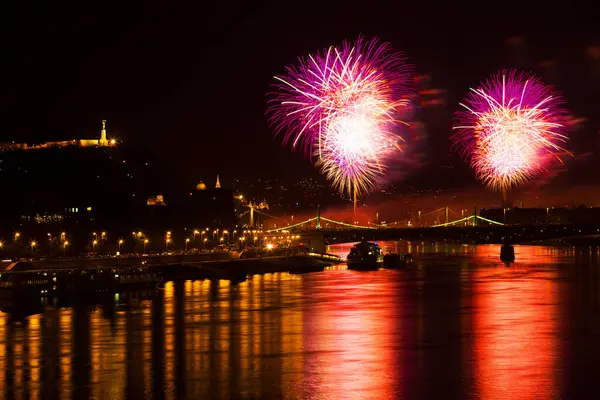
[0,144,181,222]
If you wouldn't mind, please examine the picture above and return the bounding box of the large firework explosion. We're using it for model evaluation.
[452,70,570,193]
[267,36,412,204]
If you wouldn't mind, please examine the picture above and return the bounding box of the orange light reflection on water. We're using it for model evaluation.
[472,256,561,399]
[301,272,398,399]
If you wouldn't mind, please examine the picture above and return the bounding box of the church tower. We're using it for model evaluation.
[215,174,221,189]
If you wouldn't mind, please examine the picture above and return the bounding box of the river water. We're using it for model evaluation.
[1,242,600,399]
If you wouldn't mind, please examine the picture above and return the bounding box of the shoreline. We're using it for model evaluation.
[0,254,342,303]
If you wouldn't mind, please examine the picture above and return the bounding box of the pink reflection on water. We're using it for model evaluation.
[471,263,562,399]
[299,271,402,399]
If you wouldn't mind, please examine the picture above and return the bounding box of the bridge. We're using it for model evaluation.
[261,206,504,233]
[240,205,600,246]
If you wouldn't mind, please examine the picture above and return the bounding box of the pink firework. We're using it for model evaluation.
[452,70,570,192]
[267,36,412,199]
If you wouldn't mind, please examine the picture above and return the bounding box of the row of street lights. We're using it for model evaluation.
[3,227,270,255]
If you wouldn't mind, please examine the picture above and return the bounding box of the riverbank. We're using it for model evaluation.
[0,254,343,301]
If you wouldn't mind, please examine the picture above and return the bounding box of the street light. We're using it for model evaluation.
[203,237,207,249]
[185,238,190,250]
[93,239,98,252]
[0,241,4,249]
[165,237,171,250]
[30,240,37,253]
[63,240,69,257]
[14,232,21,241]
[144,238,149,251]
[118,239,124,251]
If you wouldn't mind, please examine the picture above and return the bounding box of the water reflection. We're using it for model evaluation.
[472,268,560,399]
[0,244,600,399]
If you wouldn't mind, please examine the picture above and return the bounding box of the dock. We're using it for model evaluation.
[0,252,343,300]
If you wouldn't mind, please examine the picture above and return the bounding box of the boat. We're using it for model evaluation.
[382,253,412,268]
[346,240,383,270]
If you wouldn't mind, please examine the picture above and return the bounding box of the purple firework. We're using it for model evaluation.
[267,36,412,158]
[452,69,571,192]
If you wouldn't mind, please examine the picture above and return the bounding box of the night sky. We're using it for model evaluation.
[6,1,600,190]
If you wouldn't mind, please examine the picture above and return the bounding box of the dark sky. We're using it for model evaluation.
[5,0,600,188]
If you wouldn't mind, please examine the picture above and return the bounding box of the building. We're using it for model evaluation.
[185,175,236,228]
[0,120,116,152]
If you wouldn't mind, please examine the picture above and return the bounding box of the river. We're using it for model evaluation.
[1,242,600,399]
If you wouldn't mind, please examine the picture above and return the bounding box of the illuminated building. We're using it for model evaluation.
[147,195,166,206]
[185,176,235,227]
[196,181,207,190]
[0,120,116,151]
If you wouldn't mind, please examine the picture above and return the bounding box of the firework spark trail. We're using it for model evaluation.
[452,70,570,192]
[268,36,412,199]
[316,105,390,197]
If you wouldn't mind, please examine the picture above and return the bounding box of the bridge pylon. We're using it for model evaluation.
[316,205,321,230]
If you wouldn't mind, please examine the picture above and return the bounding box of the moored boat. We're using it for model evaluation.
[382,253,412,268]
[346,240,383,270]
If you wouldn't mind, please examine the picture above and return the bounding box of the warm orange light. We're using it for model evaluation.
[64,241,69,247]
[166,238,172,244]
[137,231,142,237]
[93,240,98,245]
[266,243,274,249]
[118,239,124,245]
[166,231,172,236]
[186,238,190,243]
[14,232,21,240]
[144,239,149,244]
[193,230,200,235]
[0,241,4,248]
[30,240,37,248]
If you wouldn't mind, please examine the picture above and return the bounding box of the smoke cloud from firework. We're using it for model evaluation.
[452,70,571,192]
[267,36,413,198]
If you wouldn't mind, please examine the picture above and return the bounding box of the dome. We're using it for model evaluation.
[196,181,207,190]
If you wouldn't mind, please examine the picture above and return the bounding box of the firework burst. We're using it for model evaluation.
[267,36,412,200]
[452,70,570,192]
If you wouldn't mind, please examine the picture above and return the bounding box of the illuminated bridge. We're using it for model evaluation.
[251,206,596,245]
[263,206,504,233]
